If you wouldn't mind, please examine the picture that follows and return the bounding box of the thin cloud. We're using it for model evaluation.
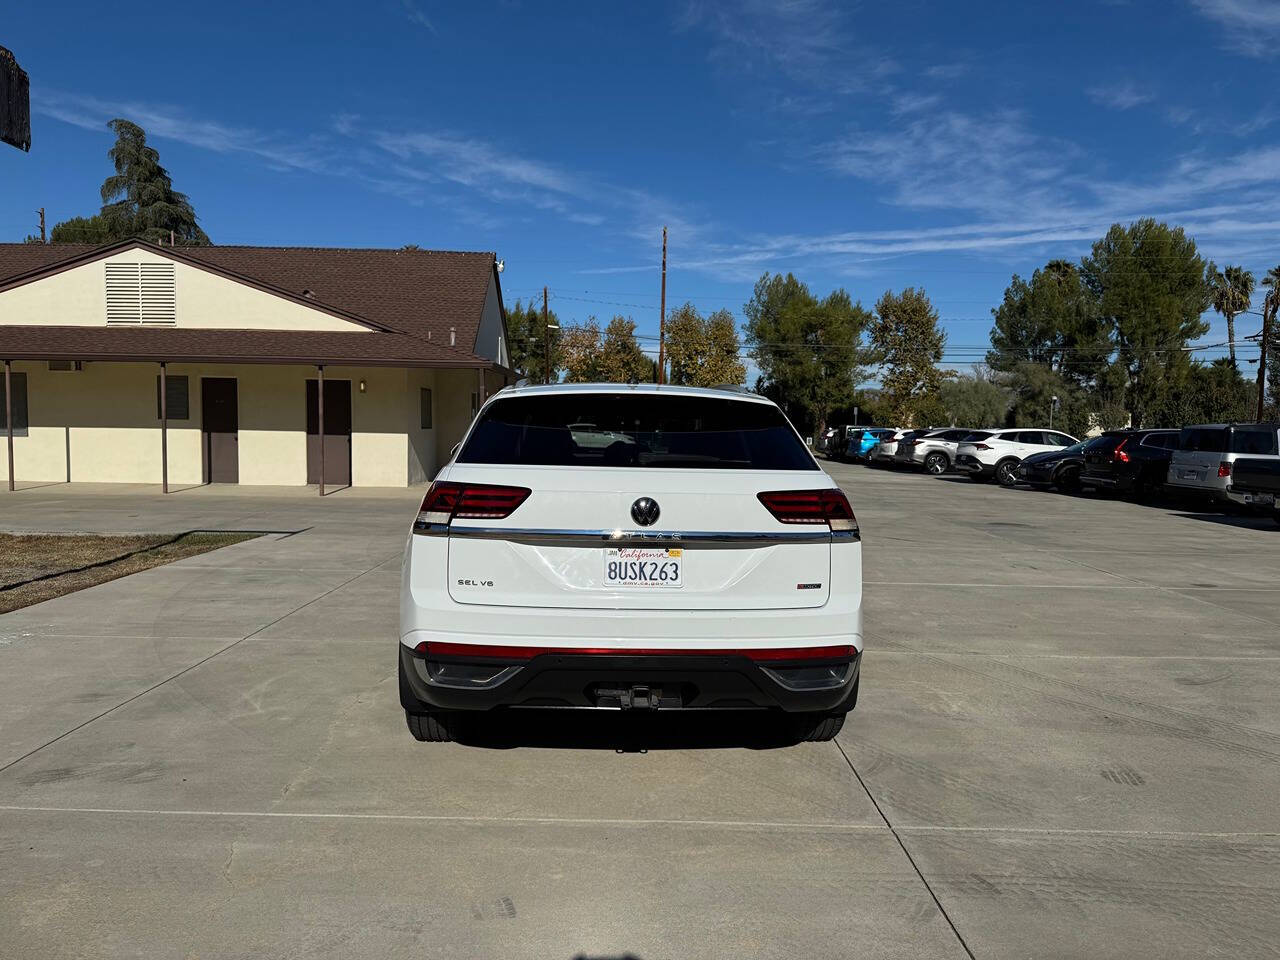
[33,90,335,174]
[1189,0,1280,57]
[678,0,898,95]
[1087,80,1155,110]
[402,0,438,33]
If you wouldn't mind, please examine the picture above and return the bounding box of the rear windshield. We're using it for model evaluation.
[1085,435,1122,453]
[458,393,819,470]
[1180,427,1228,453]
[1231,428,1279,455]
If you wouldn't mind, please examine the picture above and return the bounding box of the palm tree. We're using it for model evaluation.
[1209,264,1254,369]
[1261,266,1280,417]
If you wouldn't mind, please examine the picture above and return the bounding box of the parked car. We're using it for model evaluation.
[1231,457,1280,525]
[1166,422,1280,506]
[816,425,843,456]
[845,427,897,462]
[868,428,915,466]
[1080,429,1179,496]
[399,382,863,743]
[954,428,1079,486]
[1015,440,1088,491]
[894,427,977,474]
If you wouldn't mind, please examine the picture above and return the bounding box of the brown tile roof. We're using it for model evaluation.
[0,240,505,368]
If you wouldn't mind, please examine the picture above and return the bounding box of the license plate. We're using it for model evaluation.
[605,548,683,588]
[1181,470,1202,481]
[1244,493,1275,505]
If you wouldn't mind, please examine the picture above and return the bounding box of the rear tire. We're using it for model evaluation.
[790,711,847,742]
[924,452,949,475]
[995,459,1020,487]
[406,711,457,743]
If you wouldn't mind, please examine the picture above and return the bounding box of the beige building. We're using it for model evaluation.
[0,239,513,489]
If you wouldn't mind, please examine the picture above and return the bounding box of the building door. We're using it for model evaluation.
[306,379,352,486]
[201,378,239,483]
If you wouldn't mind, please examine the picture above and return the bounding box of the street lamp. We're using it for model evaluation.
[1050,395,1059,429]
[544,324,559,385]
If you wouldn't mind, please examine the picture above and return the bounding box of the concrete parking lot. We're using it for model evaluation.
[2,473,1278,959]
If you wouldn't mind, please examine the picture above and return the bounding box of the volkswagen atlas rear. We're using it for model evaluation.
[399,384,863,742]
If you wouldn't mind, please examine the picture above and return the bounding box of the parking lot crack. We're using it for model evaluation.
[836,740,978,960]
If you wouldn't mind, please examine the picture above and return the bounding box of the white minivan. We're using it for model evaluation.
[399,383,864,743]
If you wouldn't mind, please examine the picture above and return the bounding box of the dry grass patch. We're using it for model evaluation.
[0,532,260,614]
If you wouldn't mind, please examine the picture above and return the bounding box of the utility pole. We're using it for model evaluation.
[657,226,667,384]
[38,207,45,242]
[1258,290,1275,422]
[543,286,550,385]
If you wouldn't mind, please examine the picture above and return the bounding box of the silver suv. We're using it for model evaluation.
[894,427,977,475]
[1167,422,1280,505]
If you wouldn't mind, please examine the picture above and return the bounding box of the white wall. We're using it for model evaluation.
[0,361,430,487]
[473,272,509,366]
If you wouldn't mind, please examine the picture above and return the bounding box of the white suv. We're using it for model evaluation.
[399,383,864,743]
[954,428,1079,486]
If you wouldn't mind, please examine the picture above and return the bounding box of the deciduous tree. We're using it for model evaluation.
[939,370,1010,428]
[559,316,652,383]
[665,302,747,387]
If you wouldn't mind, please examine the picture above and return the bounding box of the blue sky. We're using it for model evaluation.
[3,0,1280,371]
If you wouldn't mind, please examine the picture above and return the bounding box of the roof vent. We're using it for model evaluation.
[450,326,456,347]
[302,289,316,299]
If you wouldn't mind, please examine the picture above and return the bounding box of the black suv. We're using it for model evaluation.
[1081,429,1180,496]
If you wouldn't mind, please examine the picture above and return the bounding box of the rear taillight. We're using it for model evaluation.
[971,443,992,451]
[1218,461,1231,479]
[1115,438,1131,464]
[417,481,531,525]
[757,489,859,534]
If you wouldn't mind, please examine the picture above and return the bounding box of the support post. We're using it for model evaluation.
[4,359,13,492]
[317,364,325,497]
[657,225,667,384]
[160,362,169,494]
[543,286,550,385]
[1258,291,1274,423]
[477,366,486,407]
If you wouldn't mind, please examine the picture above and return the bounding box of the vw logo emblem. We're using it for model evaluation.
[630,497,660,526]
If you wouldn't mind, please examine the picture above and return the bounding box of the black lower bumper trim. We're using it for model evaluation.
[399,646,861,714]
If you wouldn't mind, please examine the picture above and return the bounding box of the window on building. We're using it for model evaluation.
[1,372,28,436]
[47,360,83,372]
[155,374,190,420]
[419,388,433,429]
[106,261,177,325]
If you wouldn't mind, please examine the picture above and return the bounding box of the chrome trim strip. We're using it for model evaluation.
[414,524,857,546]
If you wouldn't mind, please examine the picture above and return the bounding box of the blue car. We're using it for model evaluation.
[844,428,895,462]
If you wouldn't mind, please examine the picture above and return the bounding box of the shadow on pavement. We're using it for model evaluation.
[1171,511,1279,530]
[452,709,803,752]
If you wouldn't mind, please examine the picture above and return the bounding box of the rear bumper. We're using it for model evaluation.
[399,644,862,714]
[955,456,993,479]
[1081,470,1127,489]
